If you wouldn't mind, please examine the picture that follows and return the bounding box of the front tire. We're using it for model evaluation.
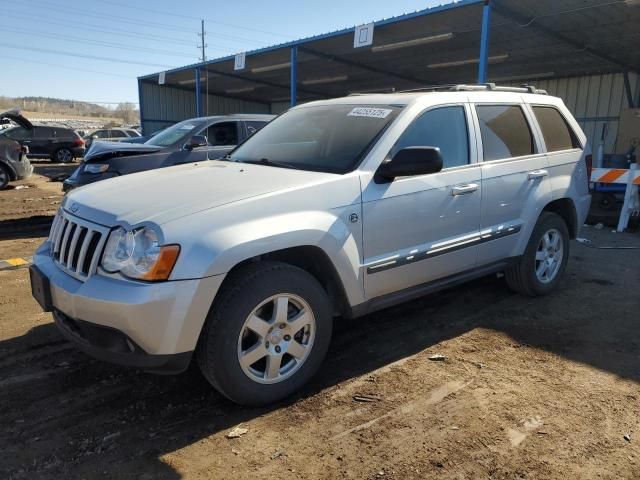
[197,262,333,406]
[505,212,570,296]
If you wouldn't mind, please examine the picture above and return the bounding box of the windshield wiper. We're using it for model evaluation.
[241,158,300,170]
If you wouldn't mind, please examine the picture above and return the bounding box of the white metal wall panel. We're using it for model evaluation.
[140,83,269,134]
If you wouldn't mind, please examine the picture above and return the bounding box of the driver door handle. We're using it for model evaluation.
[451,183,478,196]
[528,169,549,180]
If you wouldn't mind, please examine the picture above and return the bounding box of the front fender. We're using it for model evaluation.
[169,208,366,306]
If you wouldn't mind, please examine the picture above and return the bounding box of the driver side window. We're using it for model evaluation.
[392,106,469,169]
[202,122,239,146]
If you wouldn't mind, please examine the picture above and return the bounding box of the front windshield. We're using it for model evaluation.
[229,104,402,173]
[145,120,200,147]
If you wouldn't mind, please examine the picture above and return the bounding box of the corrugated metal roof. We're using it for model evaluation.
[139,0,640,104]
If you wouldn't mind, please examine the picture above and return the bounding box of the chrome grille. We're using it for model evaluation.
[49,210,109,281]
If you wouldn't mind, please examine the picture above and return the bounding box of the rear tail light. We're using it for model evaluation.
[74,138,85,147]
[585,154,593,190]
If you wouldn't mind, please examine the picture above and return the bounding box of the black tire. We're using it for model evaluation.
[0,164,10,190]
[505,212,570,296]
[52,148,74,163]
[196,261,333,406]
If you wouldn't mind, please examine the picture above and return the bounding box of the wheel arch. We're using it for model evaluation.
[223,245,351,317]
[542,198,578,238]
[0,160,17,181]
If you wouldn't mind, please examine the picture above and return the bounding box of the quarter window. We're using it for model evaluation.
[476,105,534,161]
[392,106,469,169]
[533,106,580,152]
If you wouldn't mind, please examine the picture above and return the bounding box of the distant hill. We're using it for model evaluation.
[0,96,138,123]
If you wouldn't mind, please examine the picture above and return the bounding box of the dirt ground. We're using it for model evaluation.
[1,167,640,479]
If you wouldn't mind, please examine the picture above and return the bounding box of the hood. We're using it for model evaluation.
[0,109,33,130]
[64,160,336,226]
[84,141,164,162]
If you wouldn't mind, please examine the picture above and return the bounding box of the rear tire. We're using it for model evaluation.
[505,212,570,296]
[52,148,74,163]
[197,261,333,406]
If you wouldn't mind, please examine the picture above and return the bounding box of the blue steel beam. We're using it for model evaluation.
[195,67,202,117]
[290,46,298,107]
[477,0,492,84]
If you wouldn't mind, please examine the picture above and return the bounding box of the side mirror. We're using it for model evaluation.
[185,135,208,150]
[376,146,443,181]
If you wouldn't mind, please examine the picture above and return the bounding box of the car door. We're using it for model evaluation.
[362,104,482,299]
[473,102,552,266]
[109,129,128,143]
[32,126,55,156]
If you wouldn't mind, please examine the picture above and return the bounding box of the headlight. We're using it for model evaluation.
[84,163,109,174]
[101,226,180,281]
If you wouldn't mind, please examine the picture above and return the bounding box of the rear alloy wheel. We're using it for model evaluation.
[54,148,74,163]
[197,262,332,406]
[0,165,10,190]
[505,212,570,296]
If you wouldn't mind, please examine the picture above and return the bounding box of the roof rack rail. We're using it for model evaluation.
[396,83,548,95]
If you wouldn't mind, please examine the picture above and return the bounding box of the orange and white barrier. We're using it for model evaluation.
[590,167,640,185]
[591,164,639,231]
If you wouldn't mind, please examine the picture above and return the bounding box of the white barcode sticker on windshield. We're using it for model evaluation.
[348,107,392,119]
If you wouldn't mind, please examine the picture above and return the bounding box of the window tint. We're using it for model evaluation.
[392,106,469,169]
[245,121,267,137]
[533,106,580,152]
[110,130,127,138]
[126,129,141,137]
[230,105,401,174]
[4,127,32,140]
[204,122,238,146]
[92,130,109,139]
[476,105,534,161]
[35,127,55,138]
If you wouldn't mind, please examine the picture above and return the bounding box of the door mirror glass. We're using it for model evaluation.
[377,147,443,181]
[185,135,208,150]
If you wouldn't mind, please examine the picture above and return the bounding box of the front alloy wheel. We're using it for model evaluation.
[238,294,315,384]
[197,262,332,406]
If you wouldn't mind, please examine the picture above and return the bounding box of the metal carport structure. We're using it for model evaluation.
[138,0,640,149]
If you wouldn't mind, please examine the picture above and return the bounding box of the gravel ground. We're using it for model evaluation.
[1,168,639,479]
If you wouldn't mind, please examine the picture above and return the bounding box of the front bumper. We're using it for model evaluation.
[32,242,224,373]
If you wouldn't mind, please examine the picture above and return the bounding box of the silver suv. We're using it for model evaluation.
[30,85,591,406]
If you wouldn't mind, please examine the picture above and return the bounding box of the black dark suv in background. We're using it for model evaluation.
[0,125,85,162]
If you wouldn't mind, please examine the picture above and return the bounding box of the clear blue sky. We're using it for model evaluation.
[0,0,445,107]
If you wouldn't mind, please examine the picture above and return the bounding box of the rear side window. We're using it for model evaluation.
[110,130,127,138]
[532,106,580,152]
[35,127,55,138]
[392,106,469,169]
[476,105,534,161]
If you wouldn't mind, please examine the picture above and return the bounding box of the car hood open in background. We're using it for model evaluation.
[84,141,164,162]
[0,109,33,130]
[63,160,337,226]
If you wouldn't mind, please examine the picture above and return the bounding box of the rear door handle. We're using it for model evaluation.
[451,183,478,196]
[528,169,548,180]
